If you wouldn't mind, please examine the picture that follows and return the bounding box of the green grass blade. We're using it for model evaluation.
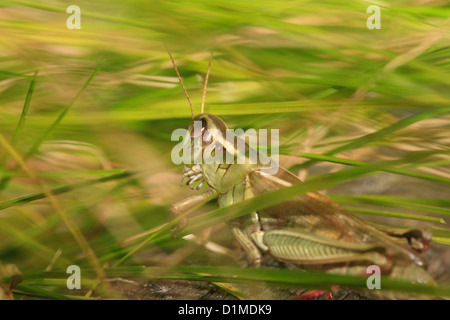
[25,266,450,298]
[331,195,450,217]
[290,152,450,185]
[344,206,445,224]
[25,65,103,159]
[11,71,39,146]
[14,284,98,300]
[0,71,38,186]
[0,170,133,211]
[295,106,450,170]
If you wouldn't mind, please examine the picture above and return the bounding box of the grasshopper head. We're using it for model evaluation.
[184,113,266,193]
[187,113,228,144]
[180,113,229,190]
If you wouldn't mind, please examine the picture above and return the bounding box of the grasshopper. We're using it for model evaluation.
[165,43,435,297]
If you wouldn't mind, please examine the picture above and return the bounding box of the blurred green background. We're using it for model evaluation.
[0,0,449,299]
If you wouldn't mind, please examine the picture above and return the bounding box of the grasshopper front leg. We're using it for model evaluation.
[170,188,218,237]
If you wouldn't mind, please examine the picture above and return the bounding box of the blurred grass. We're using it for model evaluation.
[0,0,449,299]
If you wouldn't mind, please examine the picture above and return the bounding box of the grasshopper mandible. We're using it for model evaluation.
[165,42,435,295]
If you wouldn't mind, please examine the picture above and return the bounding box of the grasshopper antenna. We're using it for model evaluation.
[200,50,213,114]
[163,39,194,120]
[201,35,215,114]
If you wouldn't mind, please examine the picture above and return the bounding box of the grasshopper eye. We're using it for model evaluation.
[203,129,213,143]
[190,118,208,138]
